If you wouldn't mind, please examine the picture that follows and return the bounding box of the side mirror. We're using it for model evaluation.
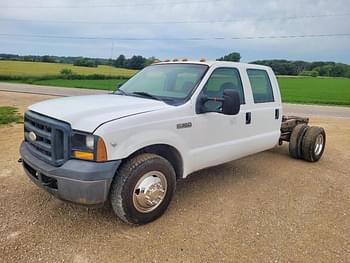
[222,89,240,115]
[196,89,241,115]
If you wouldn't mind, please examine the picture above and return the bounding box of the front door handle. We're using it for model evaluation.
[246,112,251,124]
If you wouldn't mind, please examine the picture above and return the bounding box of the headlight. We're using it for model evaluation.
[71,132,107,162]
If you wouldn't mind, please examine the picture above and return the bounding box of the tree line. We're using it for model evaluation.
[1,52,349,78]
[216,52,350,78]
[0,53,156,70]
[251,59,350,78]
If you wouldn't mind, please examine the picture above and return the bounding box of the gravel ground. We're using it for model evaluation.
[0,92,349,263]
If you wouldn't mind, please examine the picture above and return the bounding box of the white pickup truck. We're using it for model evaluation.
[20,61,326,224]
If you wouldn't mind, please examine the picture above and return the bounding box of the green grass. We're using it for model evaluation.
[0,106,22,125]
[0,60,137,77]
[278,77,350,106]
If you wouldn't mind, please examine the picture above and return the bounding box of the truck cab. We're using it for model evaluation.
[20,61,325,225]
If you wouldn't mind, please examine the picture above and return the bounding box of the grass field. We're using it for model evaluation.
[0,60,137,77]
[32,79,126,90]
[278,77,350,106]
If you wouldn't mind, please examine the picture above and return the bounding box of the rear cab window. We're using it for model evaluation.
[247,69,274,103]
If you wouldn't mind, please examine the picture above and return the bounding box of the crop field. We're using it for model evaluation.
[278,77,350,106]
[0,60,136,77]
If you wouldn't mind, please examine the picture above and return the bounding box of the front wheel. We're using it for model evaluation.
[110,153,176,225]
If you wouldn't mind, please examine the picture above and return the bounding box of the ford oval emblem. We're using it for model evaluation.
[28,131,37,142]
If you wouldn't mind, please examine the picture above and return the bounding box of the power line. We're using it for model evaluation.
[0,0,226,9]
[1,13,349,25]
[1,33,349,41]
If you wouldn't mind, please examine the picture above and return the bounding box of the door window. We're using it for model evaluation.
[201,68,245,111]
[247,69,274,103]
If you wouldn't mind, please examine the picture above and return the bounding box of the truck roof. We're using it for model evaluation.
[155,60,272,70]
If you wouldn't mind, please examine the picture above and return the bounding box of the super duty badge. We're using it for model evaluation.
[176,122,192,129]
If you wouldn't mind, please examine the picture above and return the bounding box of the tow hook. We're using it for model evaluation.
[18,158,23,163]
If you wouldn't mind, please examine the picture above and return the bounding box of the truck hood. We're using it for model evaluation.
[29,94,170,132]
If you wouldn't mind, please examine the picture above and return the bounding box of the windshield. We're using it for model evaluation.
[117,63,208,103]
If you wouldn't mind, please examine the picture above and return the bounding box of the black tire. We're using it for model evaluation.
[301,126,326,162]
[289,124,309,159]
[110,153,176,225]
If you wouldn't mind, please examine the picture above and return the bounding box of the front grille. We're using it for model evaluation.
[24,111,71,166]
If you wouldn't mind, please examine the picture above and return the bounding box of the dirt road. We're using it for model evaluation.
[0,91,349,263]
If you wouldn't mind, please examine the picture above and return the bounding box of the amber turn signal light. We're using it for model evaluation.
[96,137,107,162]
[73,151,94,161]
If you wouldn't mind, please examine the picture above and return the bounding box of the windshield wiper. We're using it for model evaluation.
[131,91,161,101]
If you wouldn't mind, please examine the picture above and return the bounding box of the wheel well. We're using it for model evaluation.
[127,144,183,180]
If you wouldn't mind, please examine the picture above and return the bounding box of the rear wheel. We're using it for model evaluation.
[110,153,176,225]
[289,124,309,159]
[301,126,326,162]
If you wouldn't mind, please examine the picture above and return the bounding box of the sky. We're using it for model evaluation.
[0,0,350,63]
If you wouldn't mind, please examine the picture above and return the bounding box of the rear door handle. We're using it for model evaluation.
[246,112,251,124]
[275,109,280,120]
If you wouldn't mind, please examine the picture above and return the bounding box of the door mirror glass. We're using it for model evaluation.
[222,89,240,115]
[196,89,240,115]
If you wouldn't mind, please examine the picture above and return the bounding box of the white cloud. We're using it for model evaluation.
[0,0,349,62]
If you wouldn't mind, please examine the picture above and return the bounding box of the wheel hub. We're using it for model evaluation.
[314,134,324,155]
[133,171,167,213]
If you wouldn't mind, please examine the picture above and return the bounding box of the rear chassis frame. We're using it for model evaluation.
[280,115,309,143]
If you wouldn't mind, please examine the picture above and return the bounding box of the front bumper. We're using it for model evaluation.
[20,141,121,206]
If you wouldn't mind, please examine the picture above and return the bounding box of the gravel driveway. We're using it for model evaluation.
[0,91,349,263]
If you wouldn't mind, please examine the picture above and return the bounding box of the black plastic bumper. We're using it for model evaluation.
[20,141,121,205]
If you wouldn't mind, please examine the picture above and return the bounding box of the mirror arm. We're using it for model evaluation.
[206,97,224,102]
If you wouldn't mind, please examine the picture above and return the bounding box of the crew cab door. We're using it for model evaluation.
[189,66,251,172]
[243,67,282,152]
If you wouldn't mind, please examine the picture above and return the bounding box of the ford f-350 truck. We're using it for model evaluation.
[20,61,326,224]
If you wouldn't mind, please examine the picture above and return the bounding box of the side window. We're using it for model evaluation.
[247,69,274,103]
[202,68,245,112]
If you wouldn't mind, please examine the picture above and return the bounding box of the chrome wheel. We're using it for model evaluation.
[314,134,324,156]
[133,171,167,213]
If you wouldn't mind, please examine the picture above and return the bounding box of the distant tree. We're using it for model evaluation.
[217,52,241,62]
[145,56,158,66]
[114,55,126,68]
[300,70,319,77]
[314,65,332,76]
[23,56,34,62]
[73,58,97,67]
[329,64,348,77]
[126,55,147,69]
[293,60,309,74]
[41,55,56,63]
[345,69,350,78]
